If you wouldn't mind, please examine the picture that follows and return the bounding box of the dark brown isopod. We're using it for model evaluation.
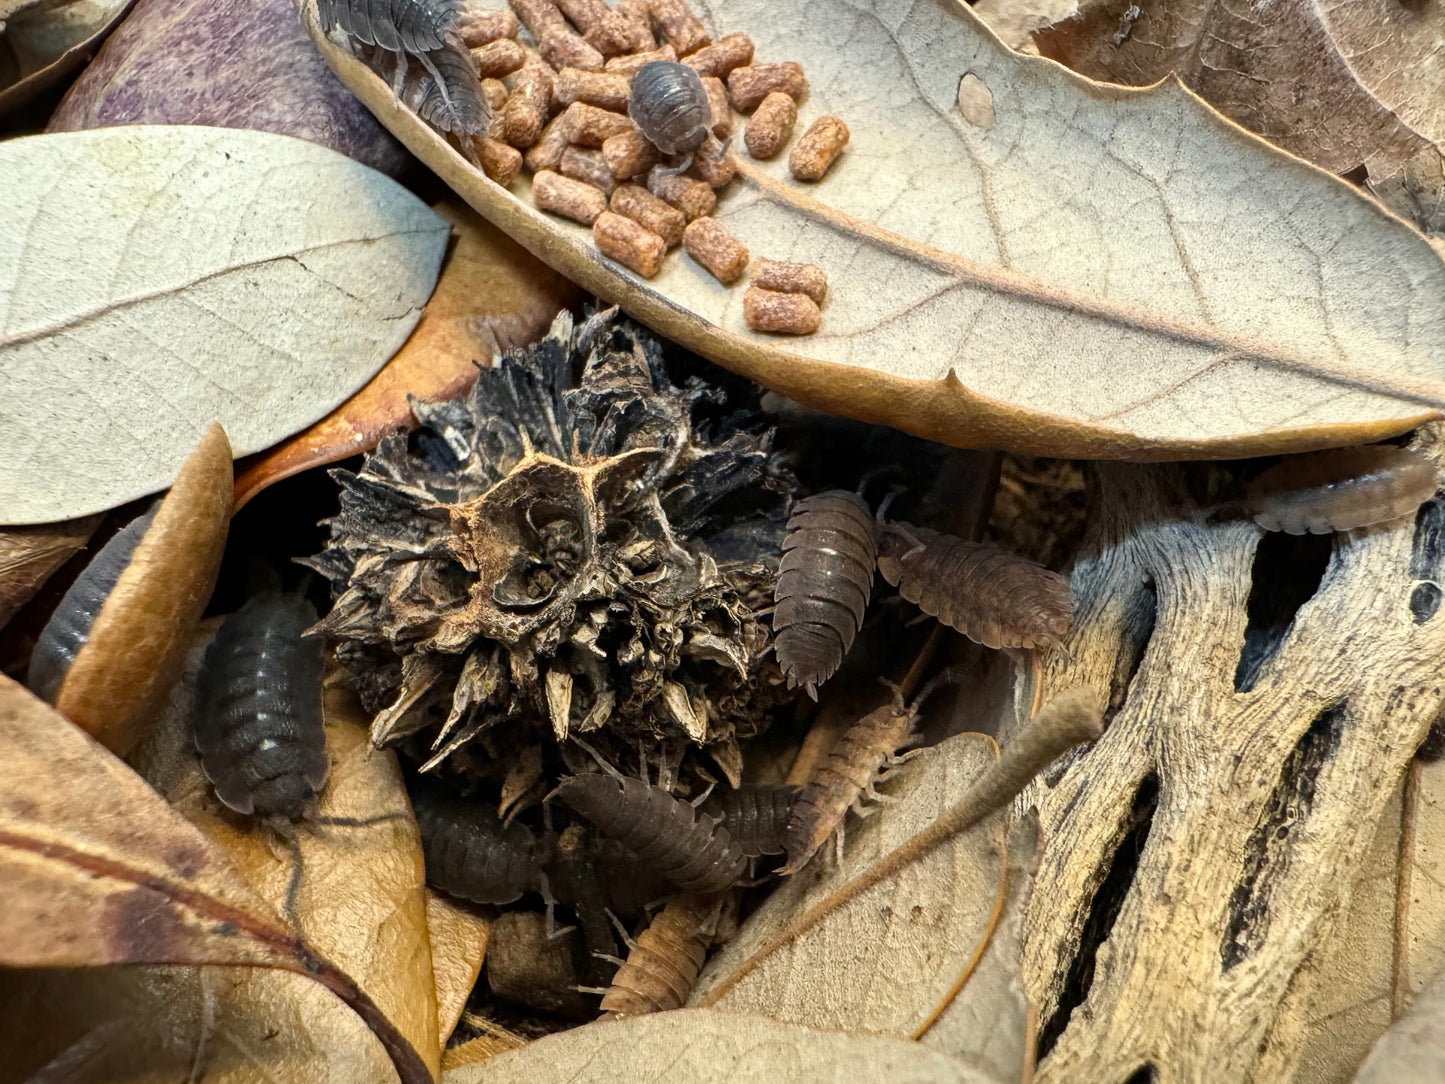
[194,593,328,825]
[628,60,712,157]
[772,490,877,699]
[26,506,157,703]
[1243,445,1438,535]
[698,783,799,857]
[411,780,551,905]
[876,520,1073,650]
[552,772,747,895]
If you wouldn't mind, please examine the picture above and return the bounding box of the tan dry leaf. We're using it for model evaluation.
[441,1008,996,1084]
[0,125,448,525]
[1355,966,1445,1082]
[440,1026,526,1073]
[0,512,98,632]
[233,199,580,511]
[427,891,492,1047]
[304,0,1445,460]
[0,0,134,115]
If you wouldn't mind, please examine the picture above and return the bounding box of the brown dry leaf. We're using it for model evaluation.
[441,1008,995,1083]
[234,200,579,511]
[0,673,432,1083]
[0,0,134,115]
[426,891,492,1047]
[53,423,231,756]
[304,0,1445,460]
[690,730,1022,1069]
[0,512,99,632]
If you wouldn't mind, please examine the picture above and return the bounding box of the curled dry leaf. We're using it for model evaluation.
[233,199,581,510]
[51,422,230,755]
[48,0,410,177]
[0,673,432,1083]
[305,0,1445,460]
[441,1008,994,1084]
[0,125,448,525]
[1355,966,1445,1083]
[0,512,99,632]
[426,890,492,1047]
[0,0,134,116]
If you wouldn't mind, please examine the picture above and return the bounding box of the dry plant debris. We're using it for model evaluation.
[0,0,132,114]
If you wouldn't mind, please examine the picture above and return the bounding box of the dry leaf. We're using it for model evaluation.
[441,1026,527,1073]
[48,0,410,178]
[441,1008,996,1084]
[0,672,432,1083]
[233,199,580,510]
[304,0,1445,460]
[0,512,99,632]
[0,124,448,525]
[427,891,492,1048]
[691,730,1016,1059]
[53,423,230,755]
[0,0,134,115]
[1354,966,1445,1082]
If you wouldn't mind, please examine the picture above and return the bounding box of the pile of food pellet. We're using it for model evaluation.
[443,0,847,335]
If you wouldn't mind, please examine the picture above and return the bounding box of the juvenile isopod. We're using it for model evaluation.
[772,490,877,699]
[876,519,1073,651]
[1243,446,1437,535]
[27,505,157,703]
[698,783,799,857]
[628,60,712,167]
[194,592,329,826]
[411,779,552,905]
[597,893,721,1016]
[551,771,747,895]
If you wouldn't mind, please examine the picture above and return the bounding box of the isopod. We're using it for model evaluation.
[411,779,552,905]
[772,490,877,699]
[698,783,799,857]
[628,60,712,163]
[876,520,1073,650]
[1243,445,1437,535]
[27,505,157,703]
[598,893,721,1016]
[551,771,747,895]
[193,593,328,825]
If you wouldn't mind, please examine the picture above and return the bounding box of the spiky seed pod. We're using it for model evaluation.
[876,520,1073,650]
[1243,446,1437,535]
[772,490,876,699]
[410,779,551,905]
[309,311,792,765]
[698,782,798,856]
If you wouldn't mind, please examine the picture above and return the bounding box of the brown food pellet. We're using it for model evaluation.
[610,183,686,247]
[613,0,657,52]
[551,0,634,55]
[481,77,510,111]
[472,38,526,78]
[744,91,796,159]
[647,0,709,55]
[476,137,524,186]
[555,67,631,112]
[540,25,604,72]
[752,259,827,305]
[561,146,617,196]
[602,128,660,179]
[727,62,806,112]
[789,115,849,181]
[524,110,573,171]
[605,44,677,77]
[533,169,609,224]
[647,166,716,219]
[683,216,748,284]
[690,134,735,187]
[683,34,753,79]
[594,211,666,277]
[501,59,555,148]
[701,76,731,138]
[744,286,821,334]
[459,8,518,47]
[508,0,567,39]
[563,101,633,146]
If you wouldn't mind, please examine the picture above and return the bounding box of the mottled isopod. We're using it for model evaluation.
[27,505,157,703]
[599,893,720,1016]
[772,490,877,700]
[551,772,747,895]
[628,60,712,157]
[411,780,552,905]
[876,520,1073,650]
[1243,445,1437,535]
[698,783,799,857]
[194,593,328,824]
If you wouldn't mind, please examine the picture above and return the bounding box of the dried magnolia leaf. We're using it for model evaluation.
[691,730,1016,1056]
[0,674,431,1083]
[1355,966,1445,1082]
[233,199,580,510]
[0,512,99,632]
[53,422,230,755]
[0,125,448,525]
[441,1026,526,1073]
[48,0,410,177]
[441,1008,996,1084]
[0,0,134,115]
[427,890,491,1047]
[304,0,1445,460]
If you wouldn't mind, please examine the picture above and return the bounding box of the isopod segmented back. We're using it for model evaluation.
[411,779,551,905]
[628,60,712,157]
[1243,445,1437,535]
[317,0,458,53]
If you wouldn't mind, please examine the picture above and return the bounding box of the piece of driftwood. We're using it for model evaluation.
[1003,428,1445,1082]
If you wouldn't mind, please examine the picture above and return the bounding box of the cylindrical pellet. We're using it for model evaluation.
[647,0,709,55]
[508,0,566,39]
[556,67,631,112]
[605,43,676,77]
[744,91,796,159]
[472,37,526,77]
[690,135,735,187]
[701,76,731,138]
[565,100,634,146]
[459,7,518,46]
[540,25,604,71]
[751,258,827,305]
[594,211,666,277]
[610,183,686,247]
[789,115,849,181]
[683,216,748,284]
[647,166,715,219]
[684,34,753,79]
[561,145,617,195]
[533,169,609,223]
[477,137,524,185]
[744,286,821,335]
[727,62,806,112]
[524,109,572,171]
[603,129,661,178]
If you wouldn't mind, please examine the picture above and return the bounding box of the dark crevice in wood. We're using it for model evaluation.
[1037,773,1159,1061]
[1409,496,1445,623]
[1234,532,1333,692]
[1107,574,1156,729]
[1122,1064,1158,1084]
[1220,703,1346,972]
